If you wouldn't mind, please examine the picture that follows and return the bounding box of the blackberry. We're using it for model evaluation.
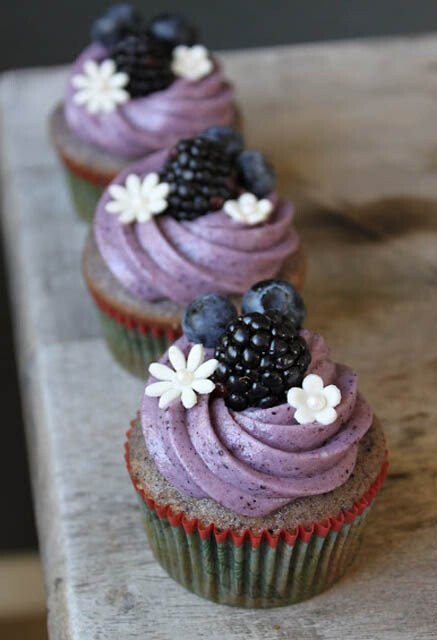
[111,32,174,98]
[159,136,237,221]
[214,311,311,411]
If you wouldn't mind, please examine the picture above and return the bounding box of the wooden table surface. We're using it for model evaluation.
[1,35,436,639]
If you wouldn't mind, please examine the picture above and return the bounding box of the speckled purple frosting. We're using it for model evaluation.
[141,331,373,517]
[64,43,236,158]
[94,150,299,305]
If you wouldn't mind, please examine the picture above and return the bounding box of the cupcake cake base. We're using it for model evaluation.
[126,416,387,608]
[82,232,306,377]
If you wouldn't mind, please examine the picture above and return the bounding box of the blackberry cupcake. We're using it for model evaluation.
[49,5,239,221]
[126,285,387,607]
[82,130,305,377]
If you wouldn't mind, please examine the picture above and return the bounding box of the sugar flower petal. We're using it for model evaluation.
[191,379,215,394]
[315,407,338,425]
[323,384,342,407]
[145,381,174,396]
[181,387,197,409]
[168,345,187,371]
[194,358,218,379]
[294,407,317,424]
[287,387,306,408]
[149,362,176,381]
[186,344,204,372]
[302,374,324,394]
[159,388,182,409]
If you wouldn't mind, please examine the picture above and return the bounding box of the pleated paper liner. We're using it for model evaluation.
[60,154,112,223]
[91,289,181,378]
[62,167,105,223]
[125,424,388,608]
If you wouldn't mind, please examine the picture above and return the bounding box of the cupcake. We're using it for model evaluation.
[82,130,306,377]
[125,285,388,607]
[49,5,240,221]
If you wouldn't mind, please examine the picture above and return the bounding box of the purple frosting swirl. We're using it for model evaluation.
[94,151,299,305]
[141,331,373,517]
[64,44,236,157]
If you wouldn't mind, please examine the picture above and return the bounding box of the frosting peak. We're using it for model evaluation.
[141,332,373,517]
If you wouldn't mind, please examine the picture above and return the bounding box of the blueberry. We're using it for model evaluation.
[91,3,142,48]
[242,279,306,328]
[147,13,197,49]
[236,150,276,197]
[182,294,237,347]
[201,126,244,156]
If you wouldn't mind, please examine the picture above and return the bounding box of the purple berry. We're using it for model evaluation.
[242,279,306,328]
[236,150,276,197]
[183,294,238,347]
[91,4,142,49]
[201,126,244,156]
[147,14,197,49]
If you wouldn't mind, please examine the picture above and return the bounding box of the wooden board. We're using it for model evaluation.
[1,35,436,639]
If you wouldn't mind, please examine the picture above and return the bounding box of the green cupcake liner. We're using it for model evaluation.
[136,493,372,608]
[126,419,387,608]
[63,167,105,223]
[98,309,175,378]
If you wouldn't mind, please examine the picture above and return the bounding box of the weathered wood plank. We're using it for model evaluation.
[1,35,436,639]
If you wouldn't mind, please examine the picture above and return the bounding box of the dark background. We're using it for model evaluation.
[3,1,437,71]
[2,0,437,550]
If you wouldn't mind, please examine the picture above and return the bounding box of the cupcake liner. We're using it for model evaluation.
[91,284,181,377]
[98,310,177,377]
[125,425,388,607]
[62,166,105,223]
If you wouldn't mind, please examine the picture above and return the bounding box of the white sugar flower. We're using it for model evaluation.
[145,344,218,410]
[105,173,170,224]
[171,45,213,81]
[224,193,273,226]
[72,59,129,114]
[287,374,341,425]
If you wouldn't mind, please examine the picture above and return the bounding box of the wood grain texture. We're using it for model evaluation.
[1,35,437,639]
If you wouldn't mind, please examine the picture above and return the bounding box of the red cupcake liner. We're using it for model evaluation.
[61,151,115,186]
[89,287,182,339]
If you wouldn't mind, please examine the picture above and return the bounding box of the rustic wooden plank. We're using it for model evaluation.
[1,35,436,639]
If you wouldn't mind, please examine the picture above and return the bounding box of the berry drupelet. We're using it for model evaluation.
[214,311,311,411]
[159,136,237,221]
[111,32,174,97]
